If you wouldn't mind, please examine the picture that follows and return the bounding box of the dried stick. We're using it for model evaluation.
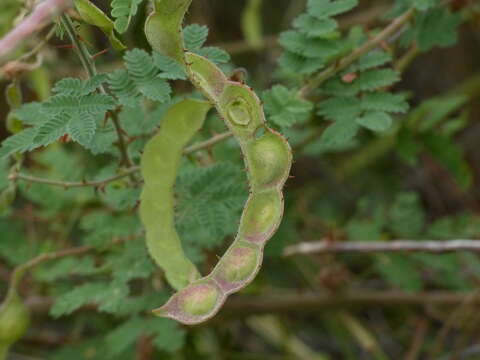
[284,239,480,257]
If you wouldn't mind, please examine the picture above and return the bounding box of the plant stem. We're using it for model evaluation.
[9,131,233,188]
[59,13,97,78]
[395,44,420,73]
[59,13,134,168]
[183,131,233,154]
[6,245,93,301]
[299,8,416,98]
[9,167,140,188]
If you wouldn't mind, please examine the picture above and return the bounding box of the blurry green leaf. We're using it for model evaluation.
[388,192,425,238]
[356,111,393,132]
[414,8,461,51]
[375,254,422,291]
[263,85,313,127]
[424,133,472,190]
[320,118,360,146]
[184,24,209,50]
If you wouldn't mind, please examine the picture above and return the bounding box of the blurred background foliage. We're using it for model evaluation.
[1,0,480,359]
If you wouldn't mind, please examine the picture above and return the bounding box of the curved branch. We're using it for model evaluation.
[0,0,72,61]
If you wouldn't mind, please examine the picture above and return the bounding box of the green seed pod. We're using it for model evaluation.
[0,291,30,359]
[144,0,191,63]
[140,99,211,290]
[144,0,292,325]
[5,82,24,134]
[153,282,224,325]
[74,0,126,51]
[5,82,22,109]
[6,113,23,134]
[246,130,292,188]
[240,190,283,243]
[185,52,228,99]
[213,242,261,292]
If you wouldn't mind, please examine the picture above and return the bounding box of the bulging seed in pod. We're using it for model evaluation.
[216,244,260,285]
[226,97,252,126]
[248,131,291,187]
[0,292,30,349]
[181,284,219,315]
[153,282,222,324]
[240,190,282,242]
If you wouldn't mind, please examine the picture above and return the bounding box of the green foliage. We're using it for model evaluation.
[176,162,247,261]
[263,85,313,127]
[413,7,462,51]
[111,0,143,33]
[276,0,409,147]
[183,24,231,64]
[0,0,477,357]
[123,49,172,102]
[278,0,358,75]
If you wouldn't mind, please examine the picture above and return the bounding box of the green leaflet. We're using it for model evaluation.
[144,0,292,325]
[139,99,211,290]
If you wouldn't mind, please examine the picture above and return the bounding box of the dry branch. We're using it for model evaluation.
[284,240,480,257]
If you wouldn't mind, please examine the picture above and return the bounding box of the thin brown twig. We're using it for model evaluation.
[404,317,429,360]
[183,131,233,154]
[8,131,233,188]
[299,8,416,98]
[283,239,480,257]
[6,245,93,296]
[9,167,140,189]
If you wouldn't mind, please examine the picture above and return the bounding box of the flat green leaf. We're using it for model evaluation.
[320,118,359,146]
[184,24,209,50]
[263,85,313,127]
[67,112,97,147]
[356,111,393,132]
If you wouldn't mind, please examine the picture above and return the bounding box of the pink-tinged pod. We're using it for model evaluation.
[213,243,262,293]
[144,0,292,325]
[153,282,225,325]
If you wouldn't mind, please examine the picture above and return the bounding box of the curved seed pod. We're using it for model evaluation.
[140,99,211,290]
[144,0,191,63]
[0,290,30,360]
[74,0,126,51]
[5,81,24,134]
[144,0,292,324]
